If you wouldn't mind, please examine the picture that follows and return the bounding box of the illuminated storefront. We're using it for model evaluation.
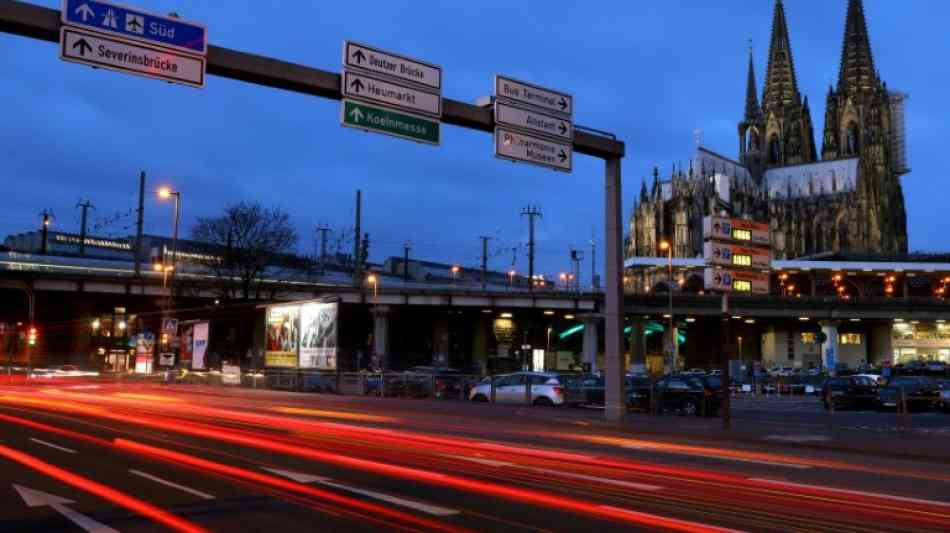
[892,320,950,363]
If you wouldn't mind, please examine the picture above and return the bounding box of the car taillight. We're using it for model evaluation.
[553,386,563,396]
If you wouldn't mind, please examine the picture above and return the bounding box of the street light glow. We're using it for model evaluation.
[158,186,172,199]
[659,240,670,251]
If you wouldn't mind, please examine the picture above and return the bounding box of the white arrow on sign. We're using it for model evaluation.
[75,3,95,22]
[349,106,364,123]
[13,484,118,533]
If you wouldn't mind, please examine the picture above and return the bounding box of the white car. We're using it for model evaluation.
[469,372,583,406]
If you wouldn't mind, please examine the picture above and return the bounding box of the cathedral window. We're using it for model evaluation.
[845,122,860,156]
[768,134,781,164]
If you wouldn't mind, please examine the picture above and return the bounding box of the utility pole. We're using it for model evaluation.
[352,190,362,287]
[590,238,597,289]
[479,236,491,291]
[134,171,145,276]
[76,199,94,257]
[403,240,412,282]
[317,223,330,276]
[521,206,542,292]
[570,248,584,293]
[39,210,51,255]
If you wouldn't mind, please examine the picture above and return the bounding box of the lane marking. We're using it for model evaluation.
[262,467,459,516]
[748,478,950,508]
[30,438,77,454]
[129,470,215,500]
[447,455,663,491]
[621,444,812,470]
[764,434,831,443]
[14,484,119,533]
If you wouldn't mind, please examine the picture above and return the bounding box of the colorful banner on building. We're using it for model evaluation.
[192,322,209,370]
[299,301,338,370]
[266,305,299,367]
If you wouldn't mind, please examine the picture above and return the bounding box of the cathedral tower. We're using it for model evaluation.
[820,0,908,253]
[754,0,817,168]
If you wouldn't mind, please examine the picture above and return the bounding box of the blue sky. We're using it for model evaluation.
[1,0,947,279]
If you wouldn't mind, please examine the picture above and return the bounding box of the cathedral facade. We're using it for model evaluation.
[628,0,909,262]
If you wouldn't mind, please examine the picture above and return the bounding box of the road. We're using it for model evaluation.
[0,381,948,532]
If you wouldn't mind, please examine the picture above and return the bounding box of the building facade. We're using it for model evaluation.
[629,0,909,261]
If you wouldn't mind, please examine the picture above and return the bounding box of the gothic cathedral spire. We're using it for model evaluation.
[744,44,761,122]
[755,0,816,168]
[762,0,800,114]
[837,0,877,95]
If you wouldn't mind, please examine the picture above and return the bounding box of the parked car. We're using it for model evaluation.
[469,372,584,406]
[626,375,720,417]
[878,376,941,411]
[406,366,464,400]
[821,376,879,410]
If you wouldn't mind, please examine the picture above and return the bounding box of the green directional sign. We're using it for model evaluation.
[341,99,440,145]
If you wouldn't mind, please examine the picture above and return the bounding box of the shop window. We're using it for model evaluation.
[840,333,862,345]
[800,332,816,344]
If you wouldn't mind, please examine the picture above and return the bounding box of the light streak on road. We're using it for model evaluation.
[0,444,209,533]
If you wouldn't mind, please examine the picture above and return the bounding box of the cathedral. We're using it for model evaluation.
[628,0,909,262]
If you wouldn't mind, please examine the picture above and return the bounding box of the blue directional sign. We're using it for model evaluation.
[61,0,207,55]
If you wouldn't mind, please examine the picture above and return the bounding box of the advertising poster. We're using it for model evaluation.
[299,301,338,370]
[265,305,299,367]
[192,322,209,370]
[134,332,155,374]
[179,325,194,366]
[222,363,241,385]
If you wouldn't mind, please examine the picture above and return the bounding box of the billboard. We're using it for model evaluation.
[192,322,209,370]
[299,301,338,370]
[265,305,299,368]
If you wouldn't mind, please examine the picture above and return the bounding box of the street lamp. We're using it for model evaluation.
[659,240,673,371]
[451,265,460,283]
[157,186,181,310]
[367,273,378,302]
[508,269,516,290]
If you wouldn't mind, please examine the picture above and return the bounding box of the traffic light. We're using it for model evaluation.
[27,327,37,347]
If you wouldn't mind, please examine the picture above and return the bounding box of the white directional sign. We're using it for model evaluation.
[495,102,573,142]
[344,41,441,90]
[60,27,204,87]
[342,70,441,118]
[495,127,572,172]
[496,76,573,117]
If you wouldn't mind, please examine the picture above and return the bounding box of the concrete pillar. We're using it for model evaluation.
[472,315,489,375]
[870,321,893,365]
[629,318,646,374]
[372,306,390,371]
[580,314,601,373]
[662,324,679,373]
[820,320,839,375]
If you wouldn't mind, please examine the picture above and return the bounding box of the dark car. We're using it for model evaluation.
[936,380,950,414]
[821,376,879,410]
[627,375,719,416]
[878,376,941,412]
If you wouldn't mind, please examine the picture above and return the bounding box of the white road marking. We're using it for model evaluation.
[621,444,812,469]
[30,438,76,454]
[448,455,663,491]
[129,470,215,500]
[764,434,831,443]
[263,467,459,516]
[748,478,950,508]
[14,484,118,533]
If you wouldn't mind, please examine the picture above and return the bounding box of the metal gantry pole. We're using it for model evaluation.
[604,157,625,423]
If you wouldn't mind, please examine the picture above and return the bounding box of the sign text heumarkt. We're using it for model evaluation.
[340,41,442,145]
[341,100,439,145]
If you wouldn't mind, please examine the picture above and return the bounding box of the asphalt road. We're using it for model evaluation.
[0,381,948,532]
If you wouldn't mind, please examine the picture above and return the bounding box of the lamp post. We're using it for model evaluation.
[659,240,674,371]
[157,186,181,310]
[450,265,460,284]
[508,269,515,291]
[367,274,378,304]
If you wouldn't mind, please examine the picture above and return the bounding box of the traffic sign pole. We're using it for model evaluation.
[0,0,626,422]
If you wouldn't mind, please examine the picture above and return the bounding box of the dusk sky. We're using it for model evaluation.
[2,0,948,279]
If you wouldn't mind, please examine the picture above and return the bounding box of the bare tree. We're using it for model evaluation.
[191,202,298,300]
